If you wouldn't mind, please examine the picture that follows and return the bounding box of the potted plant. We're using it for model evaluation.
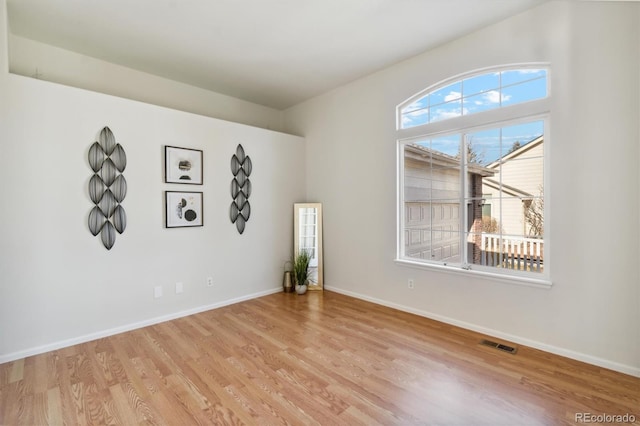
[293,249,311,295]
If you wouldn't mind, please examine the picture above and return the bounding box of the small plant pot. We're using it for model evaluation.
[295,284,308,295]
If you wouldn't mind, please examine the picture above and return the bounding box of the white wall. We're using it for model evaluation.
[284,1,640,376]
[0,1,306,361]
[8,34,286,132]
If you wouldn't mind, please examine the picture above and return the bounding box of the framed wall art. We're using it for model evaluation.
[165,191,203,228]
[165,146,203,184]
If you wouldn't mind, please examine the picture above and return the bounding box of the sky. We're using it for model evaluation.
[424,120,544,165]
[402,68,546,165]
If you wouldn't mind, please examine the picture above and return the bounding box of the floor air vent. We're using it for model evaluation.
[480,339,518,354]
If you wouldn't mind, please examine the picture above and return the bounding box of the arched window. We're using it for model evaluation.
[399,67,548,129]
[396,65,550,285]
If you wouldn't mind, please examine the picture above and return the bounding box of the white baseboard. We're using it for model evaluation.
[0,287,282,364]
[325,285,640,378]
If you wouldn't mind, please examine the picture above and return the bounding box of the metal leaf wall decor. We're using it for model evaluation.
[230,144,252,234]
[88,127,127,249]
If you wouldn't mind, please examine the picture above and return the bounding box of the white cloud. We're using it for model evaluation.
[401,108,429,127]
[444,91,462,102]
[404,98,427,112]
[431,107,467,122]
[484,90,511,104]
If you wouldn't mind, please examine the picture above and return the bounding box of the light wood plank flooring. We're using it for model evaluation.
[1,291,638,425]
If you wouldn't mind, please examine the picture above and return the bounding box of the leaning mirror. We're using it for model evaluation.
[294,203,323,290]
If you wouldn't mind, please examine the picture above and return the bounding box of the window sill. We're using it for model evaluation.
[394,258,552,289]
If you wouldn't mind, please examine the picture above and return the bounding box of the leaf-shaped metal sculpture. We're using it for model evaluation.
[88,142,106,172]
[230,144,251,235]
[112,205,126,234]
[111,174,127,203]
[241,179,252,198]
[230,154,241,176]
[235,168,247,188]
[100,158,118,186]
[235,215,246,234]
[230,201,239,223]
[236,144,246,162]
[88,206,107,236]
[89,126,126,249]
[240,201,251,221]
[101,221,116,250]
[98,189,118,218]
[89,174,106,204]
[110,144,127,172]
[235,191,247,210]
[99,126,117,155]
[231,179,240,199]
[241,156,252,176]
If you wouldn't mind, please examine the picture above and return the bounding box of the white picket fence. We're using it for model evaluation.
[481,234,544,272]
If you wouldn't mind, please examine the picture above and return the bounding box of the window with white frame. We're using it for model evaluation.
[397,65,549,281]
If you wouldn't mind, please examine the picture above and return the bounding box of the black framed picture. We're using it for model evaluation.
[165,146,203,184]
[165,191,203,228]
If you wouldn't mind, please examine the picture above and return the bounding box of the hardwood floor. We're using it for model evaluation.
[1,291,638,425]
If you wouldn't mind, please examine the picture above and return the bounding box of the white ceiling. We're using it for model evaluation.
[6,0,546,110]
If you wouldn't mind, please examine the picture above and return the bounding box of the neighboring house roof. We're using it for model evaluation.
[486,135,543,169]
[405,143,495,177]
[483,134,543,199]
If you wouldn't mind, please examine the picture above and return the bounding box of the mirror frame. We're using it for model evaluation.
[293,203,323,291]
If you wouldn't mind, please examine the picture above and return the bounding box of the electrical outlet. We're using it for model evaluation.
[206,277,213,287]
[175,282,184,294]
[154,286,163,298]
[408,279,414,289]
